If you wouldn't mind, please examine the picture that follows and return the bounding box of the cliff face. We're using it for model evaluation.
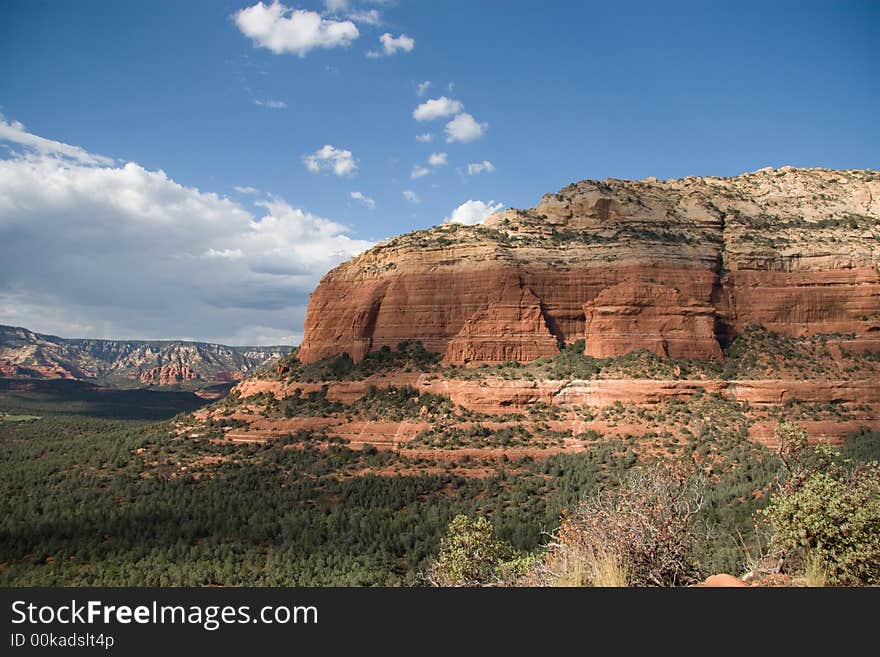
[299,167,880,364]
[0,325,290,389]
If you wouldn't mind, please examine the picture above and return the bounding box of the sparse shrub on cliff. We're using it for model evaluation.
[278,341,442,382]
[408,423,556,449]
[760,422,880,585]
[355,385,454,421]
[357,341,442,376]
[281,387,345,417]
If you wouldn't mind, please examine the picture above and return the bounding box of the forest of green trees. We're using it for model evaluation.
[1,378,877,586]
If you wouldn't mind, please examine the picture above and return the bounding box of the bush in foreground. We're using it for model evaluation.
[760,423,880,585]
[532,464,709,587]
[425,515,534,587]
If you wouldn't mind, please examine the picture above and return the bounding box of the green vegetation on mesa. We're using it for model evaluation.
[274,325,879,383]
[274,340,441,382]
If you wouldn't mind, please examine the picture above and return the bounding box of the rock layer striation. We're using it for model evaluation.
[299,168,880,364]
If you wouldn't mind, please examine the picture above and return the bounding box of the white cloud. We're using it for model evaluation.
[0,118,373,345]
[303,144,358,177]
[445,199,504,225]
[203,248,244,260]
[428,152,447,167]
[234,185,259,194]
[413,96,464,121]
[402,190,420,204]
[445,113,487,143]
[234,2,359,57]
[415,132,433,143]
[380,32,414,55]
[416,80,431,96]
[348,9,381,25]
[410,165,430,179]
[367,32,414,58]
[0,116,114,166]
[467,160,495,175]
[350,190,375,208]
[324,0,349,11]
[254,98,288,109]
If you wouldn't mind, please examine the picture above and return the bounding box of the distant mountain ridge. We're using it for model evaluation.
[0,325,291,389]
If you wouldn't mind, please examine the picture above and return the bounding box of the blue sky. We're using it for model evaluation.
[0,1,878,344]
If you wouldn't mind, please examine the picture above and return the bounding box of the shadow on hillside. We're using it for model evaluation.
[0,378,210,420]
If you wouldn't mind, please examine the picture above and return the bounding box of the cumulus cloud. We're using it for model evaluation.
[350,190,375,208]
[416,80,431,96]
[413,96,464,121]
[402,190,420,204]
[415,132,433,143]
[467,160,495,175]
[0,116,114,166]
[410,164,430,179]
[254,98,288,109]
[380,32,414,55]
[303,144,358,177]
[428,152,447,167]
[366,31,414,58]
[234,2,359,57]
[445,199,504,225]
[445,113,487,143]
[0,118,372,345]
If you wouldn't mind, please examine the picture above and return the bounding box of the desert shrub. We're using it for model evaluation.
[425,515,528,587]
[278,341,442,382]
[533,463,709,586]
[762,463,880,585]
[759,422,880,585]
[760,426,880,585]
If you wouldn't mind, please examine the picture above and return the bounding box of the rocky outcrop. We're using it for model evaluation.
[583,282,722,360]
[140,364,200,386]
[298,167,880,365]
[444,277,559,364]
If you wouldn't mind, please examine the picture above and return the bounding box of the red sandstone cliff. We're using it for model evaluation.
[298,167,880,365]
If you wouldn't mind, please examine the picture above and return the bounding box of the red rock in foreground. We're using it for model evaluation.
[699,574,747,587]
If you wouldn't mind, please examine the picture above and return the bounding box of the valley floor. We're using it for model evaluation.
[2,328,878,586]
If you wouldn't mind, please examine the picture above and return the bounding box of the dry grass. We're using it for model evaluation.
[803,553,828,588]
[588,551,629,587]
[544,547,628,587]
